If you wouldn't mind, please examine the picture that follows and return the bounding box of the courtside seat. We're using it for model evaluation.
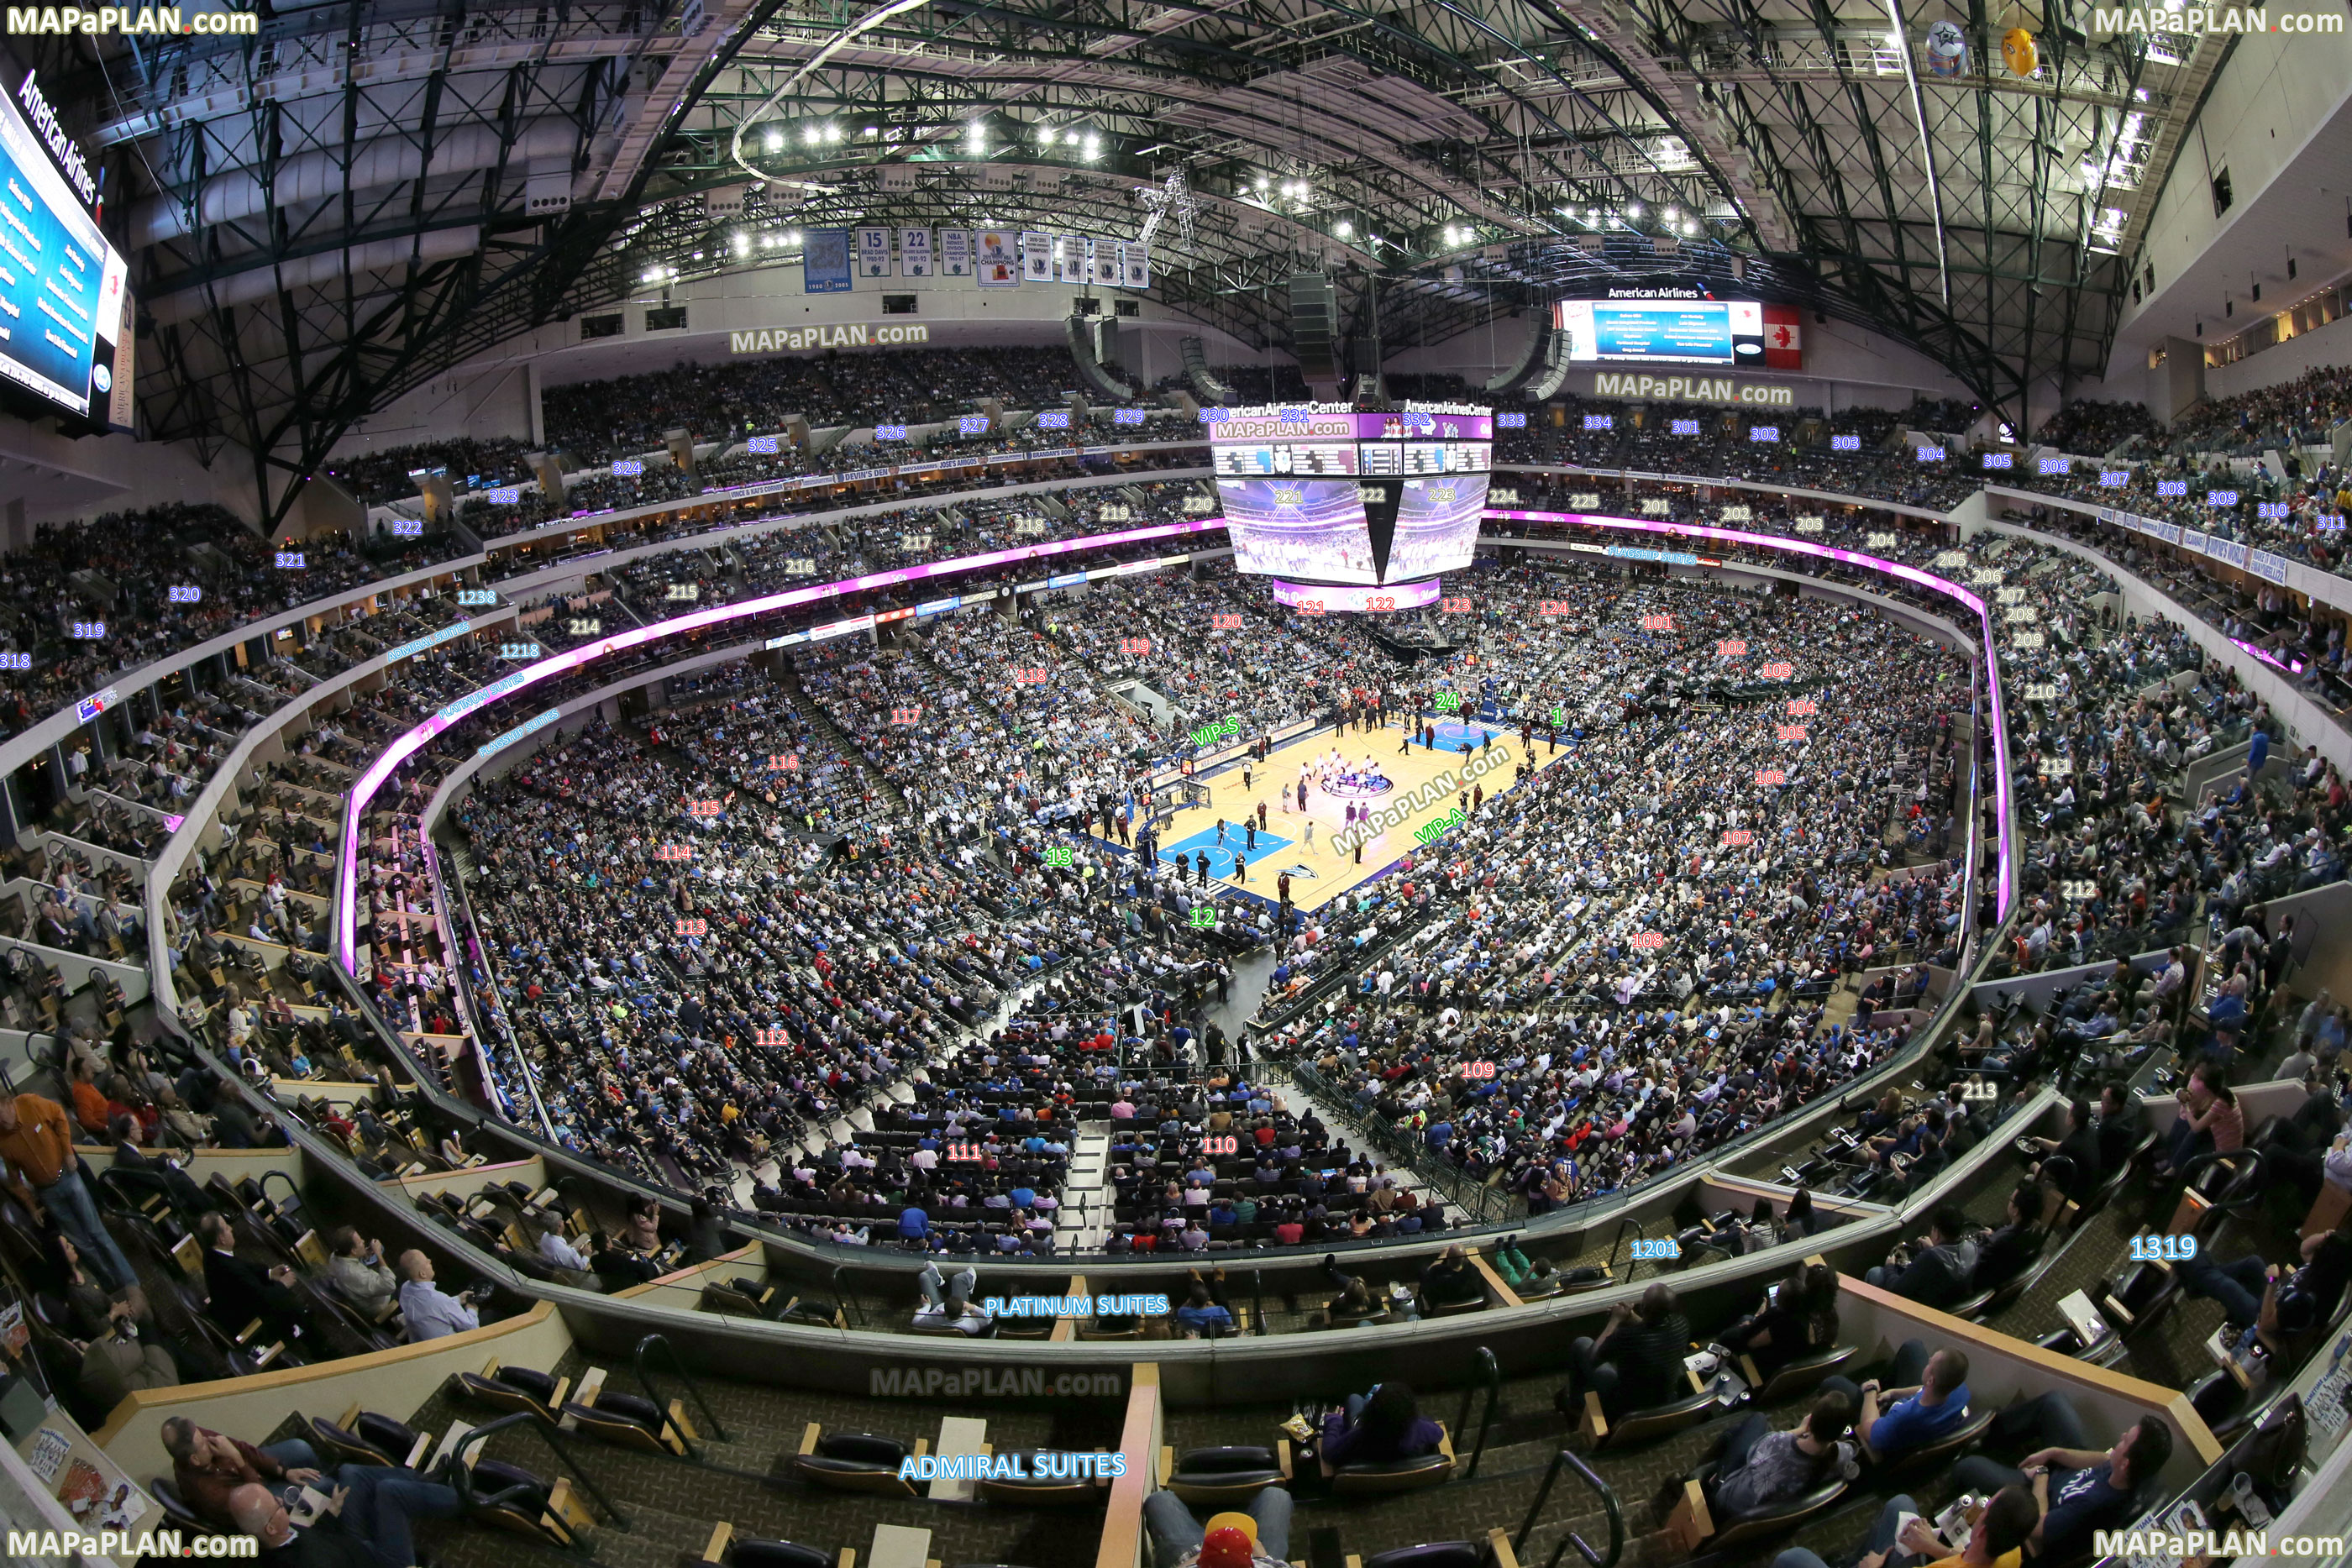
[1158,1442,1293,1506]
[794,1427,924,1496]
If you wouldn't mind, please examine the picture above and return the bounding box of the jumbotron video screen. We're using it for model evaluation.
[1207,403,1492,588]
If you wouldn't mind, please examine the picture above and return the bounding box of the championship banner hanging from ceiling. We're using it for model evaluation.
[900,228,933,276]
[940,229,973,276]
[803,228,853,293]
[1121,242,1150,290]
[1057,234,1089,284]
[977,229,1019,287]
[856,228,892,278]
[1092,241,1119,286]
[1021,231,1054,281]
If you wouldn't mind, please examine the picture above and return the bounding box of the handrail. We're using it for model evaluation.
[833,1266,863,1329]
[1512,1448,1625,1568]
[1452,1345,1501,1480]
[256,1169,303,1218]
[452,1409,630,1529]
[1250,1268,1267,1336]
[1604,1218,1644,1282]
[633,1332,728,1450]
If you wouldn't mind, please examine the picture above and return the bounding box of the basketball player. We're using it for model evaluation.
[1305,819,1316,850]
[1215,817,1228,847]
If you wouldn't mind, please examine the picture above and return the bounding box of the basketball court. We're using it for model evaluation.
[1139,714,1577,910]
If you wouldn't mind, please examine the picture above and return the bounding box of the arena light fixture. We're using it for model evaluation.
[1626,202,1643,220]
[1664,206,1680,223]
[825,123,843,144]
[764,129,783,152]
[1335,219,1353,239]
[803,125,821,147]
[1038,126,1057,145]
[1083,134,1102,160]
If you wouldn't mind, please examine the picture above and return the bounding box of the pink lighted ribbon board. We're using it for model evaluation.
[338,516,1230,968]
[1489,510,2014,920]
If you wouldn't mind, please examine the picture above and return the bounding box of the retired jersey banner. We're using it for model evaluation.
[977,229,1020,288]
[1021,231,1054,282]
[1121,243,1150,290]
[803,228,853,293]
[939,229,973,276]
[1093,240,1119,286]
[856,228,893,278]
[899,228,933,276]
[1057,234,1089,285]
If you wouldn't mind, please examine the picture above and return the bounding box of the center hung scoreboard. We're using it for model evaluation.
[1205,402,1492,606]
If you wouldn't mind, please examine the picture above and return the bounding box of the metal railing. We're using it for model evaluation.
[1452,1345,1502,1481]
[633,1332,728,1455]
[452,1411,631,1530]
[1514,1449,1625,1568]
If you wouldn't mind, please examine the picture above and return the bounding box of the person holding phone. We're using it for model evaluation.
[395,1250,486,1340]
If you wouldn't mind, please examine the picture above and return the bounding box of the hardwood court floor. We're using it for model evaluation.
[1155,715,1577,911]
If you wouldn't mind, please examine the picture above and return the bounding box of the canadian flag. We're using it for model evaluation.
[1762,304,1803,369]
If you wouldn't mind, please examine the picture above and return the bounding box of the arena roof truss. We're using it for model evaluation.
[61,0,2229,526]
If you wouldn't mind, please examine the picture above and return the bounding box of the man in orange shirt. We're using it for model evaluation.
[0,1091,139,1302]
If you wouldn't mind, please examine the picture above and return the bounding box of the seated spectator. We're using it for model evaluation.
[912,1261,991,1335]
[528,1209,597,1282]
[2023,1099,2102,1204]
[1866,1207,1980,1308]
[1719,1261,1842,1377]
[1952,1408,2174,1562]
[1419,1245,1483,1309]
[1558,1282,1693,1418]
[2092,1082,2144,1172]
[1823,1343,1971,1457]
[395,1250,482,1340]
[1142,1487,1292,1568]
[1704,1390,1859,1518]
[323,1228,397,1319]
[2176,1223,2352,1359]
[1320,1381,1444,1467]
[1174,1281,1234,1337]
[200,1212,313,1345]
[210,1460,457,1568]
[2154,1065,2244,1178]
[1970,1182,2049,1291]
[1772,1484,2040,1568]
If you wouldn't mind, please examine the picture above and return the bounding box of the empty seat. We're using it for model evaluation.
[793,1427,921,1496]
[1160,1443,1292,1506]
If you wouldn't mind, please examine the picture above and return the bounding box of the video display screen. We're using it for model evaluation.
[0,75,130,427]
[1555,299,1764,367]
[1212,442,1358,477]
[1216,476,1378,584]
[1387,475,1487,579]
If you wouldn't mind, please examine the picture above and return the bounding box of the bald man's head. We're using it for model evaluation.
[227,1483,292,1548]
[399,1250,433,1282]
